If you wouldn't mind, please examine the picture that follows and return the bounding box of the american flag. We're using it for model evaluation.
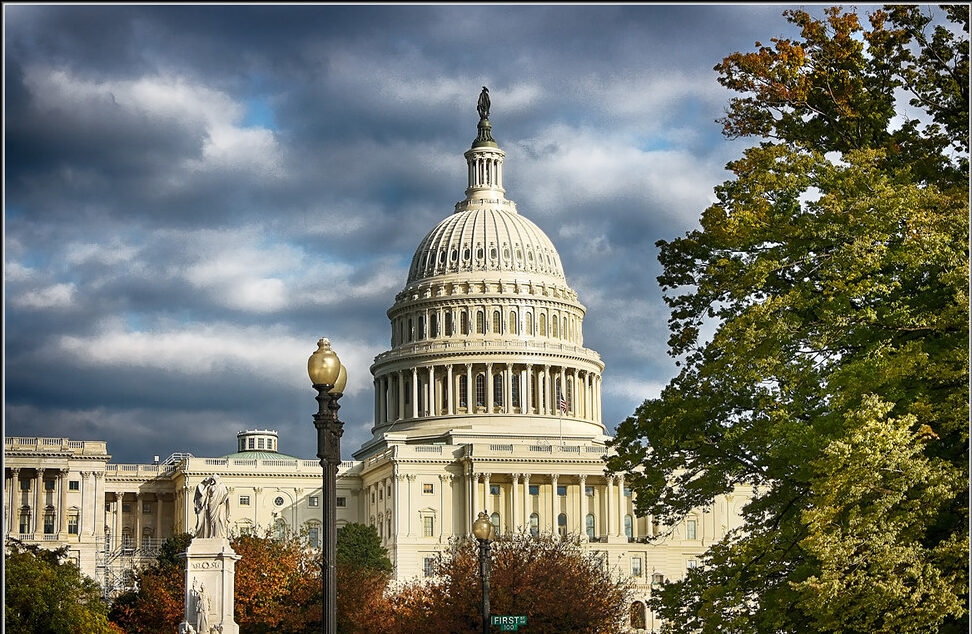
[558,392,568,415]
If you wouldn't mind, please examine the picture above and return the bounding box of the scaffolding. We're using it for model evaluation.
[97,536,165,600]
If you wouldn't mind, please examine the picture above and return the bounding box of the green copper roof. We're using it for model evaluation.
[219,450,302,461]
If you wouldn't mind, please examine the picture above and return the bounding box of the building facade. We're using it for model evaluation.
[4,101,749,631]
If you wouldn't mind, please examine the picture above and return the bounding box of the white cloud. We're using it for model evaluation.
[14,282,77,309]
[604,375,667,402]
[53,320,380,396]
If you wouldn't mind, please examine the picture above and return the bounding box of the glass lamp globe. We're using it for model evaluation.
[472,511,494,541]
[330,364,348,394]
[307,338,341,386]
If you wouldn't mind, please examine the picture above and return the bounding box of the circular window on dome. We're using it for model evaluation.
[490,248,497,259]
[451,249,458,261]
[528,251,534,261]
[477,248,484,260]
[503,248,510,260]
[516,249,523,260]
[463,248,470,260]
[274,496,285,507]
[439,251,446,264]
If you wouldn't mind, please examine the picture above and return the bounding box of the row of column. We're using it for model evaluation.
[374,363,601,423]
[5,468,104,539]
[464,469,629,540]
[106,491,166,549]
[394,305,582,347]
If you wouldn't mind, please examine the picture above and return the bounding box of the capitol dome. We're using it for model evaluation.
[358,96,605,457]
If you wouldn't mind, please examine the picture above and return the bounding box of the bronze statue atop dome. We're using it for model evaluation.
[477,86,490,120]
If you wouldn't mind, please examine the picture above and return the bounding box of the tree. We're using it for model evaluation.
[364,532,631,634]
[232,528,322,633]
[109,533,192,633]
[607,5,968,633]
[5,538,123,634]
[336,523,393,634]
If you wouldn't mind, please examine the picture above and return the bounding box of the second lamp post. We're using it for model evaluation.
[307,338,348,634]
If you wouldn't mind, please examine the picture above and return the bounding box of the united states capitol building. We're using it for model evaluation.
[4,97,749,631]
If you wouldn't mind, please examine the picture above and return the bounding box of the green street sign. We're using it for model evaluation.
[492,615,527,631]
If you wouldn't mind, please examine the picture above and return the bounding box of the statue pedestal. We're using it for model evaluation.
[181,538,240,634]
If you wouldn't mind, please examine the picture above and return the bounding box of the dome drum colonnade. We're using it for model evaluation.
[369,104,604,443]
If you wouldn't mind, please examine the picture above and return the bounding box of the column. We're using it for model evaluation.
[58,470,69,535]
[544,365,552,415]
[482,473,491,515]
[93,473,105,539]
[8,468,20,534]
[393,472,401,542]
[559,367,566,412]
[505,364,513,414]
[380,376,388,423]
[510,474,520,530]
[33,469,43,534]
[156,494,163,540]
[470,470,479,526]
[437,474,448,542]
[446,365,454,415]
[113,493,122,549]
[579,474,588,541]
[525,364,533,414]
[605,477,614,538]
[134,492,142,547]
[428,366,436,416]
[397,371,405,421]
[617,474,626,538]
[522,474,531,531]
[596,376,602,422]
[465,365,473,411]
[411,368,419,419]
[486,363,494,413]
[406,474,416,537]
[550,474,559,535]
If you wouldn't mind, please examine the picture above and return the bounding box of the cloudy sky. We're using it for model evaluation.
[4,4,828,463]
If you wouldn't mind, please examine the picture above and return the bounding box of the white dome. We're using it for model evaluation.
[407,204,565,284]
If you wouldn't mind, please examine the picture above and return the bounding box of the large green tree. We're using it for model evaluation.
[5,539,122,634]
[607,5,968,633]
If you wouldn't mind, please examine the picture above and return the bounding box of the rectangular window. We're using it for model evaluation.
[142,503,151,514]
[239,496,251,506]
[308,527,320,548]
[423,483,434,495]
[44,514,55,534]
[258,438,265,449]
[19,513,30,533]
[44,480,55,491]
[623,487,631,497]
[687,560,698,570]
[529,485,539,496]
[68,514,80,535]
[557,485,567,496]
[423,557,435,577]
[309,496,319,507]
[686,519,697,540]
[585,486,594,497]
[490,484,500,496]
[68,480,80,491]
[20,480,30,491]
[387,485,392,497]
[336,497,347,508]
[122,504,131,513]
[423,516,434,537]
[631,556,643,577]
[378,489,383,500]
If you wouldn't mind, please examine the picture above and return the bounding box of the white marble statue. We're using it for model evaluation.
[193,474,229,538]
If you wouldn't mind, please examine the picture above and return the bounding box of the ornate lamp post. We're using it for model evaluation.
[472,511,495,634]
[307,338,347,634]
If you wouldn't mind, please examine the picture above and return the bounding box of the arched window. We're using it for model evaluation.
[477,310,485,334]
[417,315,425,339]
[552,316,559,338]
[490,512,501,536]
[273,518,288,541]
[407,318,413,342]
[445,311,453,336]
[531,374,539,411]
[566,380,573,413]
[493,373,504,408]
[493,310,502,334]
[461,311,469,335]
[630,602,647,629]
[509,311,518,334]
[563,317,567,338]
[529,513,539,537]
[539,313,547,336]
[475,374,486,408]
[68,510,80,535]
[586,513,595,540]
[18,508,31,534]
[307,522,321,548]
[624,514,633,540]
[526,312,533,335]
[459,376,468,408]
[43,509,55,535]
[558,513,568,538]
[430,313,438,337]
[511,375,520,409]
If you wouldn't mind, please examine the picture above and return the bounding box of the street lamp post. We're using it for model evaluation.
[472,511,495,634]
[307,338,347,634]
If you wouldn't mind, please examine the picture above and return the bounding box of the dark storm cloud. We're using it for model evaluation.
[5,4,805,463]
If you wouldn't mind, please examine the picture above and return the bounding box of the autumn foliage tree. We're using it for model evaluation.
[109,533,192,633]
[608,5,968,634]
[340,532,630,634]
